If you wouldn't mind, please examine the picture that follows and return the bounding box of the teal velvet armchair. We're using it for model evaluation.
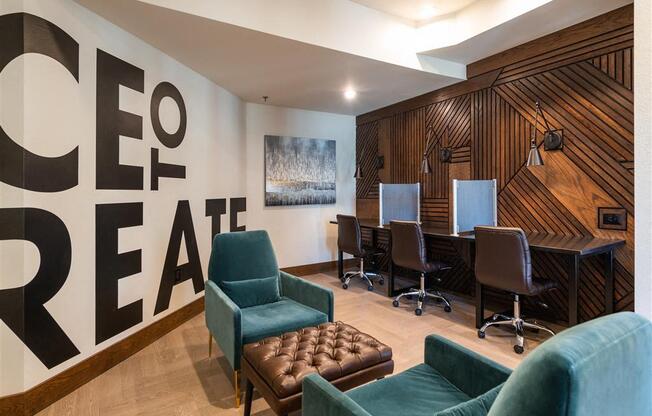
[303,312,652,416]
[205,230,334,407]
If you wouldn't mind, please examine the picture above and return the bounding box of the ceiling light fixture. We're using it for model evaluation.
[419,5,439,20]
[344,88,357,100]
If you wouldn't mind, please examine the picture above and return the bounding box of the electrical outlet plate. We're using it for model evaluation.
[597,207,627,230]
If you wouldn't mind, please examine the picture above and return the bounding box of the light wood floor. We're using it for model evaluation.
[38,272,558,415]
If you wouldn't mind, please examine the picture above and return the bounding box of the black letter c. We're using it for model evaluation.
[0,13,79,192]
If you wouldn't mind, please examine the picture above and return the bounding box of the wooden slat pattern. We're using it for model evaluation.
[355,6,634,324]
[590,47,633,90]
[355,122,380,199]
[421,198,448,227]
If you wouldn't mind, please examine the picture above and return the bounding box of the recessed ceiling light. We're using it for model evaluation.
[419,5,439,20]
[344,88,357,100]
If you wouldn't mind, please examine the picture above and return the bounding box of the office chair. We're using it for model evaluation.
[389,220,452,315]
[474,226,557,354]
[336,214,384,291]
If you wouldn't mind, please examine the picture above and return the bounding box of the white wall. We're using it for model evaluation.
[0,0,249,396]
[0,0,356,397]
[245,103,356,268]
[635,0,652,320]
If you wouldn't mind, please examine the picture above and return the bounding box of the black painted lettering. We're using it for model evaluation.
[95,203,144,344]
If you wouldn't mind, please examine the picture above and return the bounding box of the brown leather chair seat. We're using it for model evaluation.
[242,322,394,415]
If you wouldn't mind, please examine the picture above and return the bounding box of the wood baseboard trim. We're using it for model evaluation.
[1,259,345,414]
[0,297,205,416]
[281,258,356,276]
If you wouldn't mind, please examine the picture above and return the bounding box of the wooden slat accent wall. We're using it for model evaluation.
[355,5,634,323]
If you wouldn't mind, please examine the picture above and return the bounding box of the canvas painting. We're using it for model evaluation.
[265,135,336,206]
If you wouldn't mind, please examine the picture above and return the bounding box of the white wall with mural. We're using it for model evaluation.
[246,103,356,269]
[0,0,355,397]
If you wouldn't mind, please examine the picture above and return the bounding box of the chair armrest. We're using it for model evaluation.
[303,374,372,416]
[279,271,334,321]
[425,334,511,398]
[205,280,242,370]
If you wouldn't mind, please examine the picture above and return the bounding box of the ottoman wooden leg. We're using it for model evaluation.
[244,379,254,416]
[234,370,241,408]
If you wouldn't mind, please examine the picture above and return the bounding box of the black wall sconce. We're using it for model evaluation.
[375,155,384,170]
[354,149,363,179]
[354,161,363,179]
[527,101,563,167]
[439,147,452,163]
[421,125,451,174]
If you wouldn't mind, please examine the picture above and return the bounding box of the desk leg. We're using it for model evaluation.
[568,255,579,326]
[338,250,343,279]
[388,260,394,297]
[475,282,484,329]
[604,250,614,315]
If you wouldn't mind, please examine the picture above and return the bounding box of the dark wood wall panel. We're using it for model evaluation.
[354,5,634,324]
[356,122,379,199]
[590,47,633,89]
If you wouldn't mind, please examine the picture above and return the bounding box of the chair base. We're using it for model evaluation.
[342,257,383,291]
[478,294,555,354]
[392,273,451,315]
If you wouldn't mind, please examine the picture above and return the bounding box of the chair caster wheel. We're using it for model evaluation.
[415,308,423,316]
[444,305,452,313]
[367,285,374,291]
[340,277,345,283]
[392,300,399,307]
[477,330,485,339]
[513,345,524,354]
[378,279,384,286]
[342,284,348,289]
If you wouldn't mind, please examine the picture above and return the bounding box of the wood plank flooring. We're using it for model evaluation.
[38,272,557,416]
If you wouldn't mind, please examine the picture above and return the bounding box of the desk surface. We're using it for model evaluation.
[330,219,625,256]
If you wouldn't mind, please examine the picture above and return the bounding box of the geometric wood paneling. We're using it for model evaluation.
[355,5,635,323]
[590,47,633,90]
[356,122,379,199]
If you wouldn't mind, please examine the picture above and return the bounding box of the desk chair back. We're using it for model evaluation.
[337,214,364,257]
[390,220,429,273]
[474,226,535,295]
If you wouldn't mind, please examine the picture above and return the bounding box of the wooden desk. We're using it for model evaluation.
[330,219,625,327]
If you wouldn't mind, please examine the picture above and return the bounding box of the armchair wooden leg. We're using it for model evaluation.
[234,370,241,408]
[208,334,212,358]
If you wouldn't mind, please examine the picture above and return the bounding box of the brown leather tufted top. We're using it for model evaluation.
[243,321,392,398]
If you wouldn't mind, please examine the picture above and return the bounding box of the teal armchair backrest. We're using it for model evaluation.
[489,312,652,416]
[208,230,279,283]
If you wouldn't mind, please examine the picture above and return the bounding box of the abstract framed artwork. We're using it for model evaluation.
[264,135,336,206]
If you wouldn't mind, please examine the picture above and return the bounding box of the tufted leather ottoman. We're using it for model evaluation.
[241,321,394,416]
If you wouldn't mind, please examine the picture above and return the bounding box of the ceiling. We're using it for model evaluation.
[422,0,633,64]
[76,0,464,115]
[351,0,478,25]
[75,0,632,116]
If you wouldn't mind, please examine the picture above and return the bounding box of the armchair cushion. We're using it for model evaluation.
[434,383,504,416]
[219,275,280,308]
[346,363,471,416]
[241,298,328,344]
